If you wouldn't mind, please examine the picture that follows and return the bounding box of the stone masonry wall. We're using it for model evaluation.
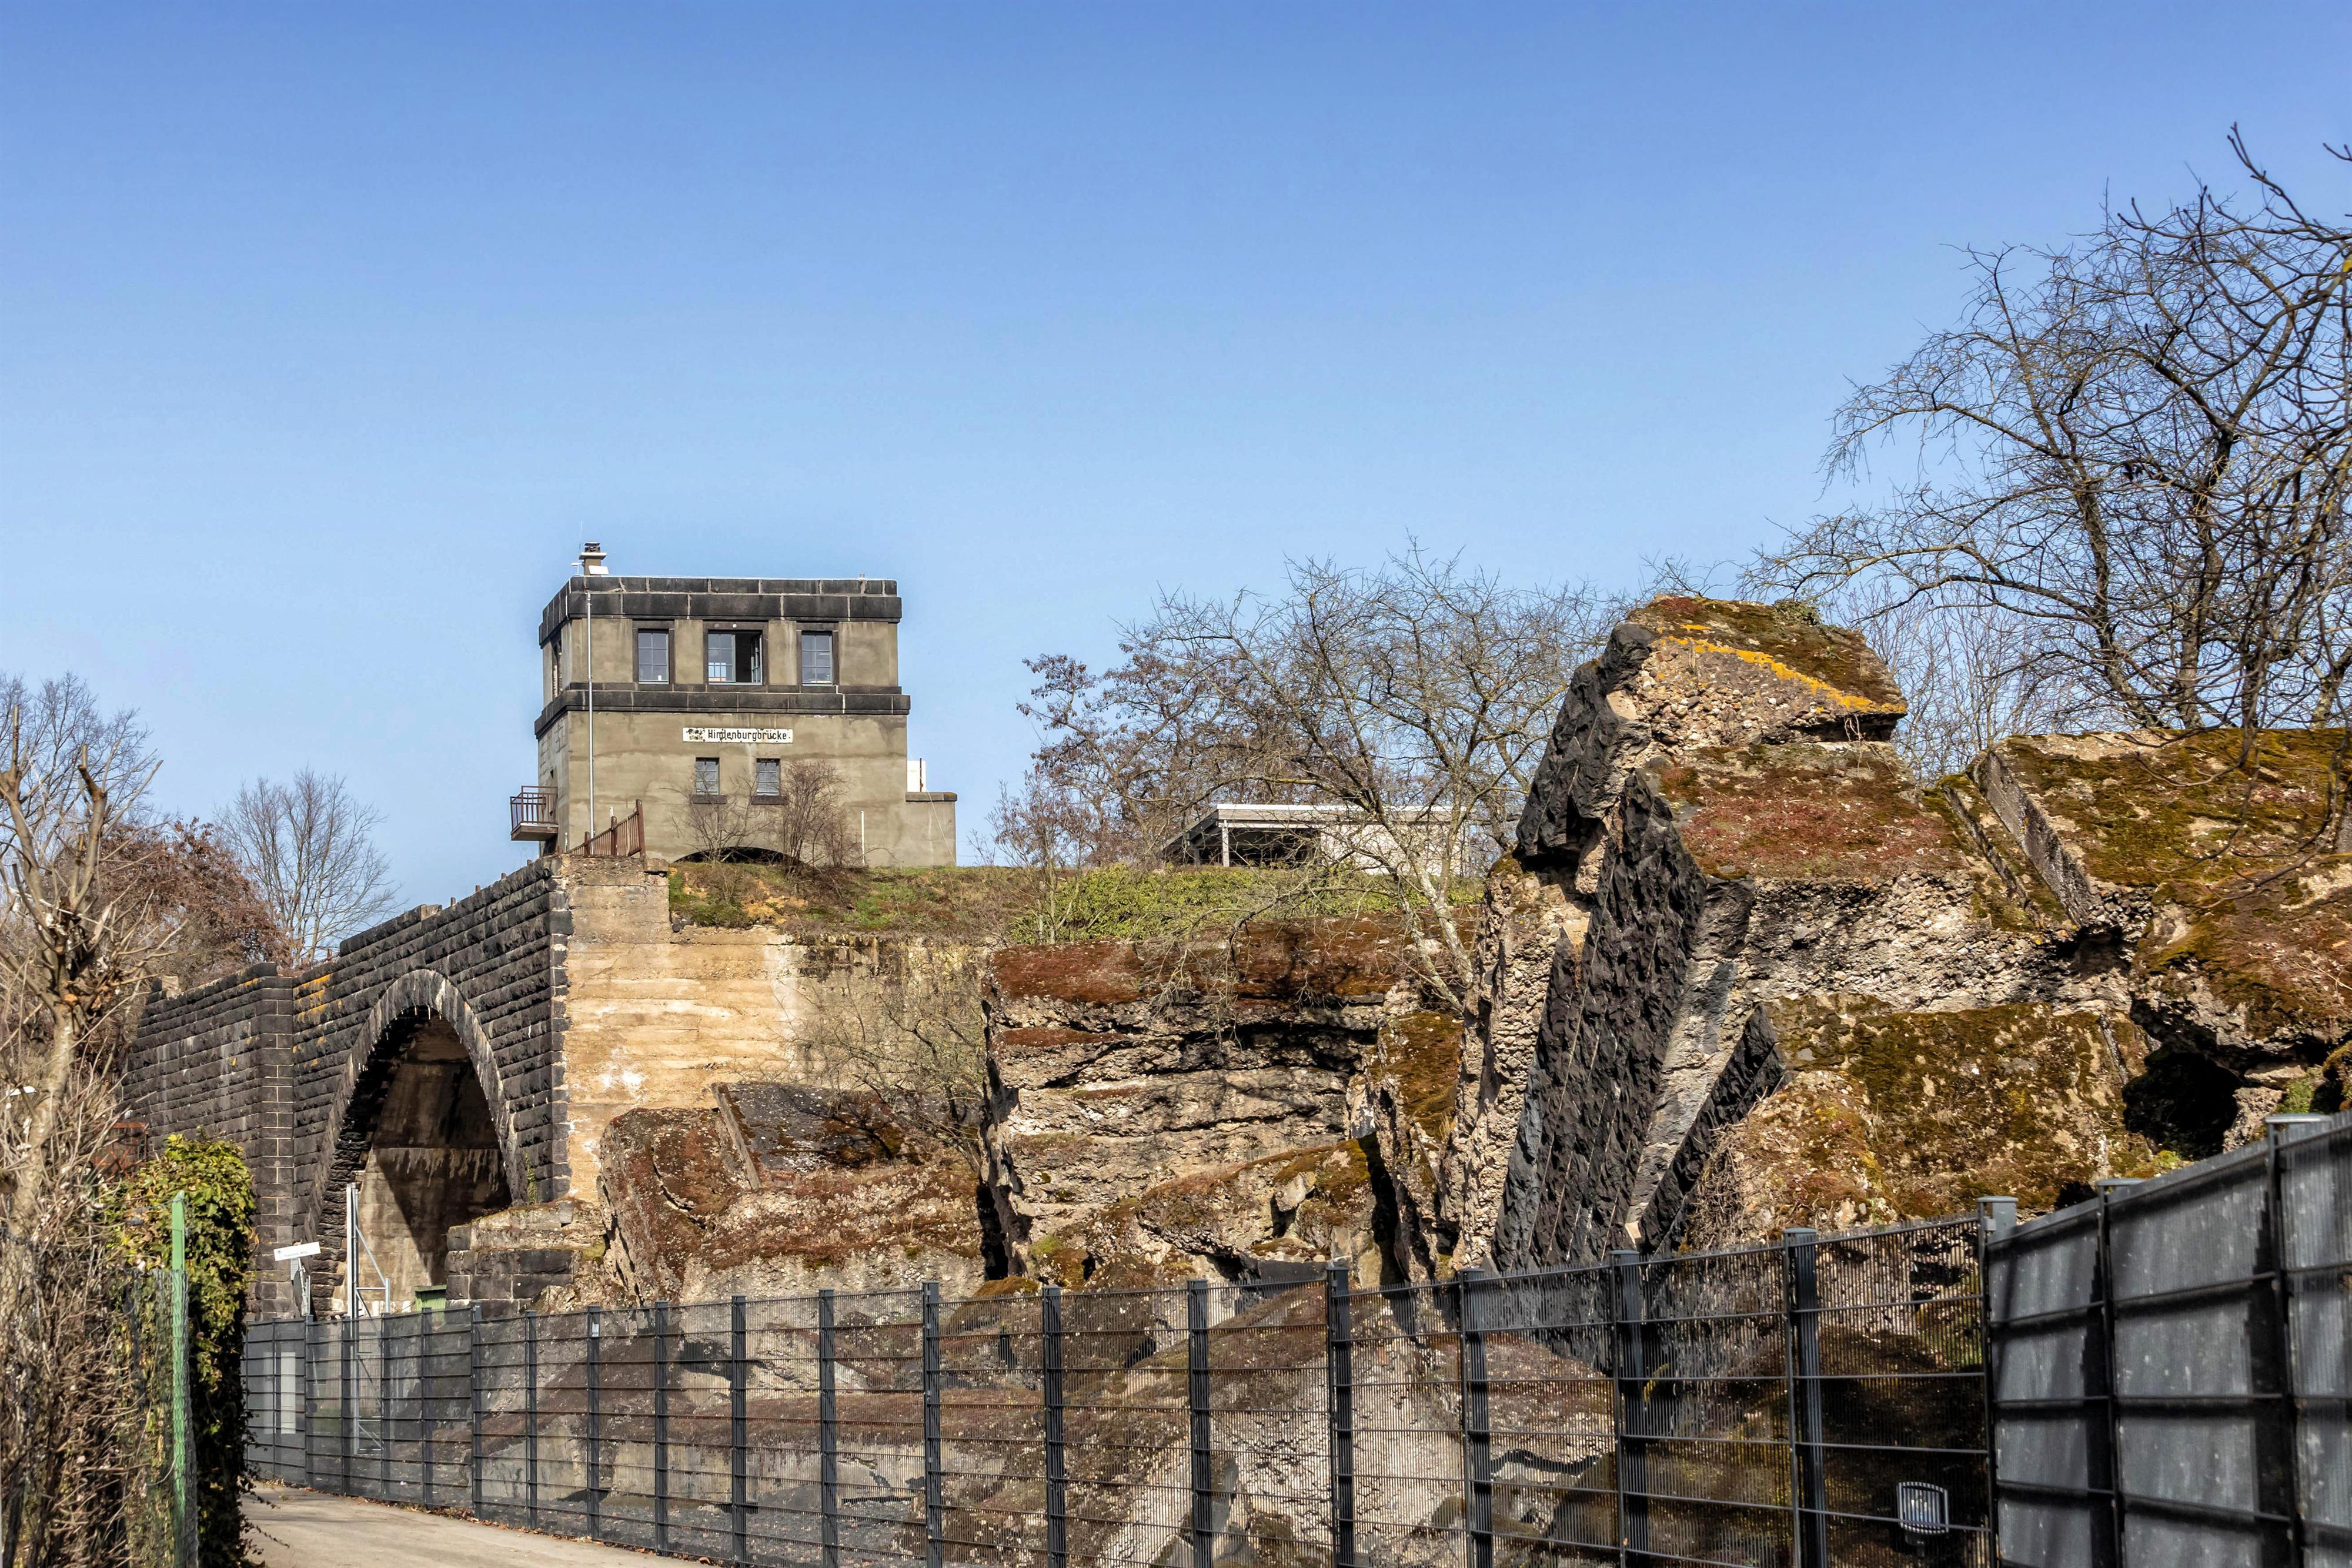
[126,852,984,1315]
[128,859,573,1313]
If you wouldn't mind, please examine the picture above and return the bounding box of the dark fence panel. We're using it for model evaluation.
[1987,1111,2352,1568]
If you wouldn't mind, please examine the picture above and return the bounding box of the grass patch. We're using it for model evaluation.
[667,861,1474,944]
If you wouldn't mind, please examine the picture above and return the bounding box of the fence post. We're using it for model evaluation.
[524,1310,539,1530]
[467,1305,482,1519]
[586,1305,602,1542]
[2265,1116,2326,1564]
[2092,1179,2133,1568]
[300,1313,315,1490]
[1610,1249,1646,1566]
[420,1311,435,1511]
[1324,1262,1354,1568]
[1782,1229,1829,1568]
[818,1289,840,1568]
[731,1294,749,1568]
[1041,1285,1067,1568]
[653,1300,670,1554]
[1459,1268,1492,1568]
[922,1281,944,1568]
[170,1192,193,1568]
[342,1302,356,1496]
[1187,1278,1212,1568]
[377,1312,390,1500]
[1977,1198,2015,1559]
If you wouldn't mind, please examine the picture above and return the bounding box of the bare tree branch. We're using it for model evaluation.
[220,770,400,962]
[1756,132,2352,755]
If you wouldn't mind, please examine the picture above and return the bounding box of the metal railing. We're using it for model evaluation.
[510,788,560,840]
[576,802,643,857]
[243,1215,1991,1567]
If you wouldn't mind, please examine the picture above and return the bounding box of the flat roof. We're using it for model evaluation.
[540,576,903,643]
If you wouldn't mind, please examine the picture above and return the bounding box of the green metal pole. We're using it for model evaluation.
[171,1192,193,1568]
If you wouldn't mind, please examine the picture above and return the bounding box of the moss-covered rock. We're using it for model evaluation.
[1679,997,2163,1242]
[1980,730,2352,1057]
[599,1086,988,1301]
[1650,743,1974,882]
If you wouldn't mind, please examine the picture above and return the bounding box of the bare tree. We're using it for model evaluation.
[683,789,760,864]
[1756,131,2352,755]
[769,761,860,870]
[985,777,1096,945]
[1823,584,2104,780]
[0,678,169,1563]
[221,770,400,962]
[1017,547,1619,1004]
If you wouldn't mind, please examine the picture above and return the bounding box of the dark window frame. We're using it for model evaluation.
[635,626,672,686]
[753,757,783,798]
[799,626,837,687]
[692,756,722,799]
[704,627,765,685]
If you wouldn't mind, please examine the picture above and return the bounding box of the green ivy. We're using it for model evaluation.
[111,1136,257,1568]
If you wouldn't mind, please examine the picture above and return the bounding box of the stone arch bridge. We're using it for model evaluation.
[127,855,908,1318]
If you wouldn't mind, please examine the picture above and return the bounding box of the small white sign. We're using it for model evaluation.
[272,1241,322,1262]
[683,727,794,744]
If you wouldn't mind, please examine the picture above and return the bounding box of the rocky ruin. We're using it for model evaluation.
[127,594,2352,1316]
[1365,596,2350,1280]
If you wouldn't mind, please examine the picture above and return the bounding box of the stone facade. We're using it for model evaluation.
[128,864,570,1316]
[533,572,955,867]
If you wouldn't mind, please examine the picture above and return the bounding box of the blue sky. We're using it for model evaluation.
[4,3,2348,906]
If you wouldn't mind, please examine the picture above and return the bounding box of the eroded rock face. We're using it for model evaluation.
[600,1082,990,1301]
[982,920,1421,1286]
[1516,599,1907,889]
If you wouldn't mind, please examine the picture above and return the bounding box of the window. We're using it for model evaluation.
[693,757,720,797]
[754,757,782,798]
[635,627,670,684]
[706,630,763,684]
[800,628,836,686]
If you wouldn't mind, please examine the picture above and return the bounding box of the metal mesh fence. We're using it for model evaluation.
[244,1219,1990,1568]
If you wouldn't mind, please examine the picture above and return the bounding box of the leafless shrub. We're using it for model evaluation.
[221,770,400,962]
[687,760,861,875]
[683,790,760,865]
[804,947,991,1176]
[768,761,861,871]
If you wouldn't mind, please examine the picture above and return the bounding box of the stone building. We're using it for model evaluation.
[514,544,956,866]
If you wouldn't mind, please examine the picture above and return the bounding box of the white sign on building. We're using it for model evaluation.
[681,727,794,744]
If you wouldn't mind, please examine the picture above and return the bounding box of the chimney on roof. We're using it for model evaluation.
[579,541,610,576]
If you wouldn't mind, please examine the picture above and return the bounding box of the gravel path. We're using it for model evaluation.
[246,1485,664,1567]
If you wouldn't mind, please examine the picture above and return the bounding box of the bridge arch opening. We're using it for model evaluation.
[333,1012,512,1309]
